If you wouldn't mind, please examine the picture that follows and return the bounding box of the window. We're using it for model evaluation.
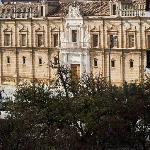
[53,34,58,47]
[72,30,77,42]
[112,4,116,15]
[54,57,58,65]
[111,60,115,67]
[21,34,26,46]
[146,0,150,11]
[108,35,118,48]
[41,6,43,16]
[37,34,43,47]
[147,35,150,48]
[7,56,10,64]
[94,58,98,67]
[147,50,150,68]
[39,58,42,65]
[4,34,10,46]
[23,56,26,64]
[92,34,98,48]
[130,60,134,68]
[128,34,134,48]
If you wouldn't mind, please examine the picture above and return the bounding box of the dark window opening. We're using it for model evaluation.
[53,34,58,47]
[147,35,150,48]
[21,34,26,46]
[23,56,26,64]
[92,34,98,47]
[128,34,134,48]
[54,57,58,65]
[146,0,150,11]
[72,30,77,42]
[39,58,42,65]
[7,56,10,64]
[41,6,43,16]
[130,60,133,68]
[4,34,10,46]
[94,58,98,67]
[111,60,115,67]
[108,35,118,48]
[112,4,116,15]
[147,50,150,68]
[37,34,43,47]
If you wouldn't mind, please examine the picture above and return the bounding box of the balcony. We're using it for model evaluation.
[117,9,145,17]
[61,42,89,49]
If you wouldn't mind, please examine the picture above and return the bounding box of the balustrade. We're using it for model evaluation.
[61,42,89,49]
[118,9,145,17]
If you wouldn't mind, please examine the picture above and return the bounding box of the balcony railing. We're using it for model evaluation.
[61,42,89,48]
[117,9,145,17]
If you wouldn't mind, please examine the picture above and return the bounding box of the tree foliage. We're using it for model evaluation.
[1,67,150,150]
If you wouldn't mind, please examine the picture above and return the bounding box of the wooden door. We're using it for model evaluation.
[71,64,80,79]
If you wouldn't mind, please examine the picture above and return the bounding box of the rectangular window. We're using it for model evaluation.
[54,57,58,65]
[41,6,43,16]
[111,60,115,67]
[94,58,98,67]
[53,34,58,47]
[4,34,10,46]
[37,34,43,47]
[108,35,118,48]
[72,30,77,42]
[128,34,134,48]
[146,0,150,11]
[112,35,118,47]
[7,56,10,64]
[23,56,26,64]
[39,58,42,65]
[112,4,116,15]
[147,50,150,68]
[130,60,133,68]
[147,35,150,48]
[21,34,26,46]
[92,34,98,48]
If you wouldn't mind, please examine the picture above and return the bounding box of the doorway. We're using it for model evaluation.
[71,64,80,79]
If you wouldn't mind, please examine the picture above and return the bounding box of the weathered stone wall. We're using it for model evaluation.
[0,15,149,85]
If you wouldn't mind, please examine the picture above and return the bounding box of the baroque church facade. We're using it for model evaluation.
[0,0,149,85]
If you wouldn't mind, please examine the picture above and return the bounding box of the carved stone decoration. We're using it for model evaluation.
[3,24,11,32]
[66,1,82,18]
[19,24,27,32]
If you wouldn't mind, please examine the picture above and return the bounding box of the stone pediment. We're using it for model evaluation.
[3,28,11,32]
[35,24,44,32]
[3,25,11,32]
[145,27,150,31]
[51,26,59,31]
[126,26,136,32]
[19,24,28,32]
[90,26,98,32]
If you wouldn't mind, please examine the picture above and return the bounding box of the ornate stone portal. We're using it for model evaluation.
[60,2,90,77]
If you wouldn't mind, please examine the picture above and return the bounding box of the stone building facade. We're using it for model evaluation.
[0,0,149,85]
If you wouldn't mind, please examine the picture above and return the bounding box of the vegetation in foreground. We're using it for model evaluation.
[1,67,150,150]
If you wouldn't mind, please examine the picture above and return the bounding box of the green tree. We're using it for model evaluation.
[1,67,150,150]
